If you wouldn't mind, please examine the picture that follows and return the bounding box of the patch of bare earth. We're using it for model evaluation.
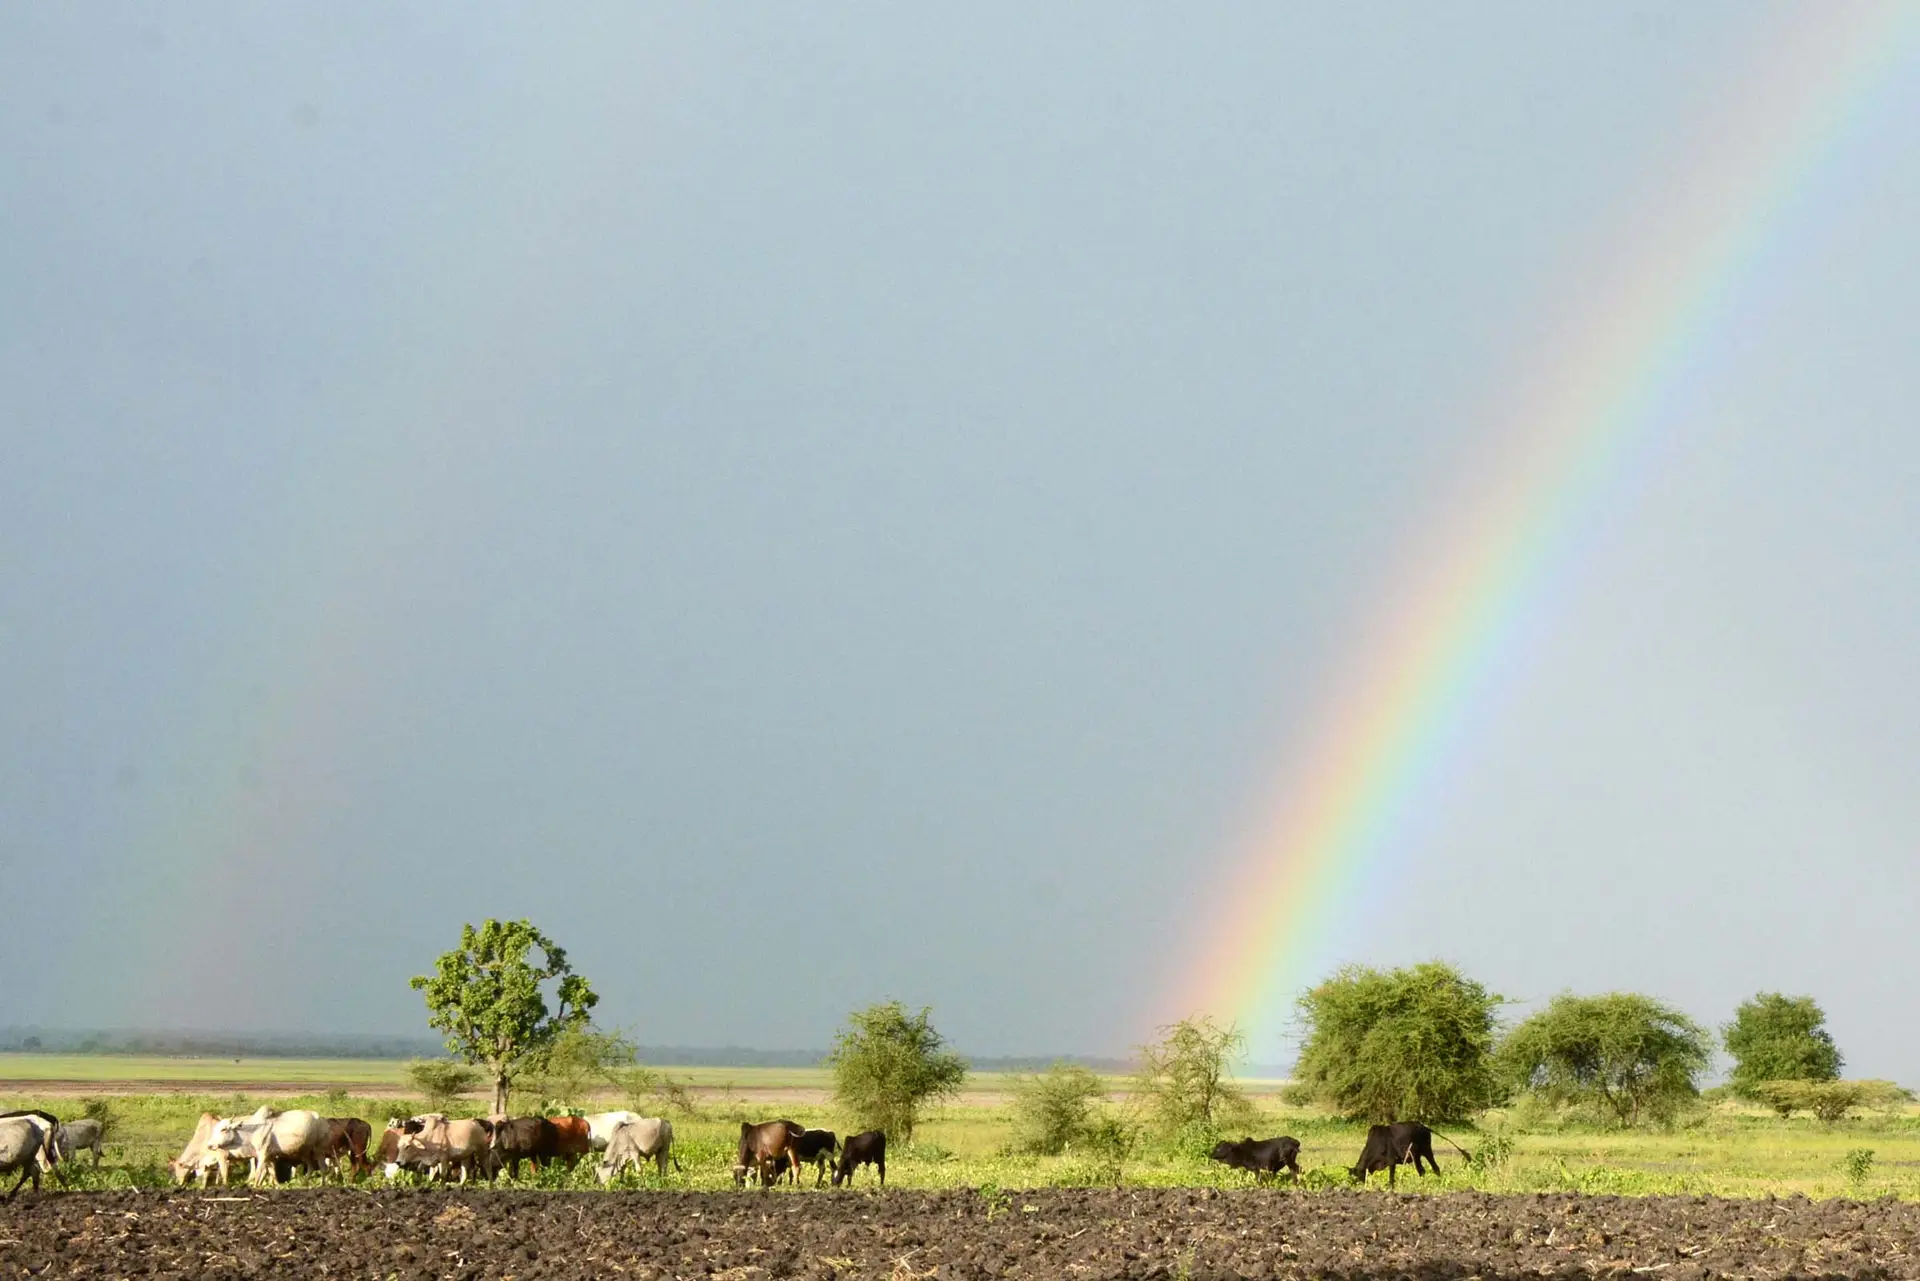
[3,1188,1917,1279]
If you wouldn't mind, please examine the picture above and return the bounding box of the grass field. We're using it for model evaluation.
[5,1056,1917,1200]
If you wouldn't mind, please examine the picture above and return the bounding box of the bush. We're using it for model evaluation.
[405,1060,484,1113]
[1292,961,1504,1122]
[1842,1148,1875,1185]
[1752,1079,1913,1124]
[1499,992,1711,1127]
[1010,1062,1109,1155]
[1723,994,1842,1099]
[1134,1016,1252,1134]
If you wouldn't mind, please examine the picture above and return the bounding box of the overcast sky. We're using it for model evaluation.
[4,5,1916,1076]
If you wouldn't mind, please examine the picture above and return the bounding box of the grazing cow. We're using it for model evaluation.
[394,1114,492,1183]
[791,1129,839,1187]
[54,1119,106,1168]
[596,1117,679,1182]
[733,1119,805,1189]
[318,1117,372,1178]
[0,1114,59,1201]
[375,1126,431,1179]
[171,1112,241,1186]
[831,1130,886,1188]
[1350,1122,1467,1187]
[585,1110,642,1151]
[1208,1136,1302,1184]
[548,1115,592,1169]
[208,1108,330,1186]
[489,1117,560,1179]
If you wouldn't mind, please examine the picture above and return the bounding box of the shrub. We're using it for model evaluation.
[405,1060,484,1113]
[1293,961,1504,1122]
[1499,992,1711,1127]
[1010,1062,1109,1154]
[1723,993,1842,1099]
[1753,1079,1913,1124]
[827,1001,967,1143]
[1134,1017,1252,1134]
[1842,1148,1875,1185]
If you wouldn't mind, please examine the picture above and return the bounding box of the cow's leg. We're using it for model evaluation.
[4,1166,31,1202]
[876,1156,885,1188]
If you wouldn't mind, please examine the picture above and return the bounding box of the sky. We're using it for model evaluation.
[3,5,1916,1076]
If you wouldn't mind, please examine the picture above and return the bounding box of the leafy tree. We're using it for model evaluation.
[411,919,599,1115]
[1134,1016,1250,1133]
[1292,961,1504,1123]
[1752,1079,1912,1123]
[529,1025,638,1107]
[1010,1062,1111,1154]
[827,1001,968,1143]
[406,1059,484,1112]
[1723,993,1842,1099]
[1499,992,1711,1127]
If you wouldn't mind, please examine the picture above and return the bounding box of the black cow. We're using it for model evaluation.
[490,1116,561,1179]
[831,1130,886,1187]
[1209,1135,1301,1184]
[1350,1122,1467,1187]
[793,1129,839,1187]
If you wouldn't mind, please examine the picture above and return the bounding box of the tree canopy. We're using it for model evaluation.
[827,1001,968,1143]
[1010,1061,1111,1155]
[1722,993,1842,1099]
[410,918,599,1115]
[1292,961,1504,1123]
[1499,992,1711,1127]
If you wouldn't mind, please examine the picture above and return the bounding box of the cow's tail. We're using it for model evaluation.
[1430,1128,1473,1163]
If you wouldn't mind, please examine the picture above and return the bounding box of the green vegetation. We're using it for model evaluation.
[1723,992,1843,1098]
[1752,1078,1913,1123]
[1500,992,1713,1126]
[1292,962,1503,1123]
[827,1001,968,1143]
[404,1059,483,1112]
[1133,1016,1250,1134]
[1010,1062,1111,1154]
[410,918,599,1114]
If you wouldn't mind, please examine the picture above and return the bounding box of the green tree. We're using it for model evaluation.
[1134,1016,1250,1133]
[1499,992,1711,1127]
[1292,961,1504,1123]
[1722,993,1842,1099]
[827,1001,968,1143]
[1010,1062,1111,1154]
[530,1025,638,1108]
[410,918,599,1115]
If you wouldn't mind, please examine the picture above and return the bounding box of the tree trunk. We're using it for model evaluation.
[494,1073,509,1117]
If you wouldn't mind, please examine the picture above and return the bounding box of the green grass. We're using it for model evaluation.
[7,1061,1917,1200]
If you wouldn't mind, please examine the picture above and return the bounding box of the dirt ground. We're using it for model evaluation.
[3,1187,1917,1279]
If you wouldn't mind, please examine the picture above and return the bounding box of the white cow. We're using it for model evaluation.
[0,1113,58,1201]
[391,1113,492,1183]
[596,1116,679,1182]
[584,1110,644,1152]
[171,1112,240,1186]
[207,1108,329,1186]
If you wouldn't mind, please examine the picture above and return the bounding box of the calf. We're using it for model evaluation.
[1209,1135,1301,1184]
[54,1119,106,1168]
[1350,1121,1467,1187]
[734,1119,804,1189]
[831,1130,886,1188]
[319,1117,372,1178]
[793,1129,839,1187]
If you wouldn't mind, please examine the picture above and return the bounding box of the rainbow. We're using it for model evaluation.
[1174,4,1920,1062]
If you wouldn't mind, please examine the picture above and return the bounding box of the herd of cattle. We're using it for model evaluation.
[1,1104,1457,1200]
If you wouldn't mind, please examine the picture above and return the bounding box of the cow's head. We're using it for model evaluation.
[205,1118,247,1153]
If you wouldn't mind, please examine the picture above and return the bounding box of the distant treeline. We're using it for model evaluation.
[0,1028,1154,1073]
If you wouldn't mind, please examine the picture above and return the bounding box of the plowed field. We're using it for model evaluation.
[3,1187,1916,1279]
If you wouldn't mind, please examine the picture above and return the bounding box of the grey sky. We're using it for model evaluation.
[4,5,1916,1076]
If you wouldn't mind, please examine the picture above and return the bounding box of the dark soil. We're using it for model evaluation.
[3,1187,1917,1279]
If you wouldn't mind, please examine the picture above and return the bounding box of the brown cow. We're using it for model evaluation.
[320,1117,373,1178]
[548,1115,592,1170]
[734,1119,804,1189]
